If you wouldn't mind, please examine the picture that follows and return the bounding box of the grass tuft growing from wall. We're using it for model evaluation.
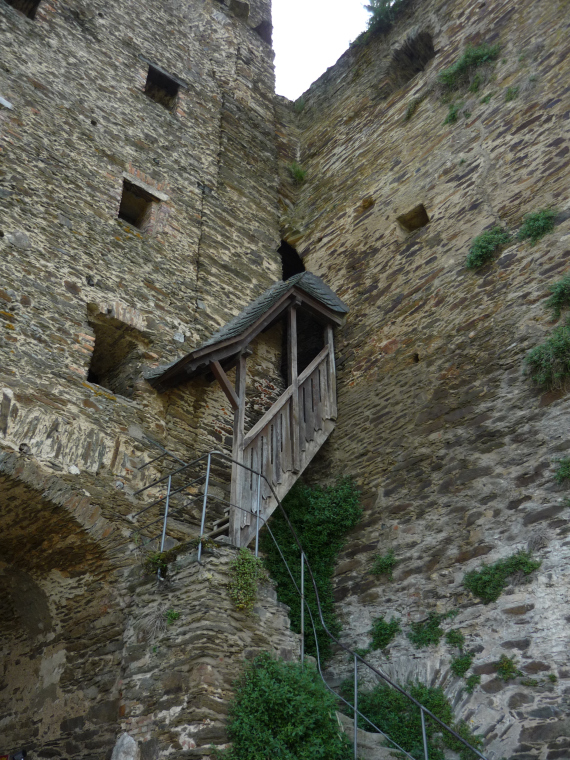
[288,161,307,184]
[408,611,455,649]
[554,457,570,483]
[465,226,511,268]
[371,549,397,579]
[369,616,401,651]
[438,44,501,90]
[463,551,541,604]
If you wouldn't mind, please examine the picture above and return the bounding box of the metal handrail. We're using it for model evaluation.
[127,445,488,760]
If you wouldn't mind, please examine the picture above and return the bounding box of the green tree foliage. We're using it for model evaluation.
[261,479,362,660]
[517,209,556,245]
[465,226,511,268]
[463,551,541,604]
[364,0,410,35]
[341,679,483,760]
[221,653,352,760]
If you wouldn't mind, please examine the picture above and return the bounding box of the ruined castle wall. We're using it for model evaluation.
[283,0,570,757]
[118,544,300,757]
[0,0,282,484]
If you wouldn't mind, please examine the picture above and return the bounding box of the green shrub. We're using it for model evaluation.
[439,44,501,90]
[517,208,556,245]
[480,92,493,104]
[468,72,483,93]
[545,274,570,319]
[451,652,474,678]
[465,226,511,268]
[371,549,397,579]
[369,616,401,651]
[341,679,483,760]
[463,551,541,604]
[505,85,519,101]
[496,654,522,681]
[445,629,465,649]
[288,161,307,184]
[227,548,267,612]
[222,653,352,760]
[408,612,450,649]
[554,457,570,483]
[525,324,570,388]
[444,102,461,124]
[548,673,558,683]
[261,478,361,660]
[465,674,481,693]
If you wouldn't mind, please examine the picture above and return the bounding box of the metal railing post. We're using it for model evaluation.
[255,468,261,558]
[420,707,429,760]
[300,552,305,667]
[197,454,212,562]
[158,475,172,579]
[353,654,358,760]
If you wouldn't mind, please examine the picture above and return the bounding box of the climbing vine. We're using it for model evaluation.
[261,478,362,660]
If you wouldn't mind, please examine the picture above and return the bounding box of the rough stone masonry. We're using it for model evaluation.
[1,0,570,757]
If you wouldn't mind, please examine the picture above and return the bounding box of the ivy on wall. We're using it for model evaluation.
[261,478,362,660]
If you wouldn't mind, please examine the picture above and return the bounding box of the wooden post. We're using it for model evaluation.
[288,304,300,472]
[230,351,247,546]
[325,324,337,420]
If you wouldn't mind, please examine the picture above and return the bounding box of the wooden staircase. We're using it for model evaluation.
[230,326,337,548]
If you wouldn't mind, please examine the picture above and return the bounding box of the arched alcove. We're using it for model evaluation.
[387,31,435,91]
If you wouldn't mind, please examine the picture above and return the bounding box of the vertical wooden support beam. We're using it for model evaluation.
[230,351,247,546]
[325,324,337,420]
[288,304,300,473]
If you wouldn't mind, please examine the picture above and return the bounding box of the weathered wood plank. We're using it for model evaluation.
[325,324,337,419]
[210,360,239,410]
[289,306,300,472]
[230,352,247,546]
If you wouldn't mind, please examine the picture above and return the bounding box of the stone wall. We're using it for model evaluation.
[118,544,300,758]
[280,0,570,757]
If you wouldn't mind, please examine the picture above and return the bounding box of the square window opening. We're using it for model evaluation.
[87,313,149,399]
[144,65,180,111]
[118,180,159,231]
[6,0,41,18]
[397,203,430,232]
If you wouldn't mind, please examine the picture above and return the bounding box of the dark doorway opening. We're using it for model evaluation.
[279,241,305,281]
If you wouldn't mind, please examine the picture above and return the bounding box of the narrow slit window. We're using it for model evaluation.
[118,179,160,231]
[6,0,41,18]
[144,65,180,111]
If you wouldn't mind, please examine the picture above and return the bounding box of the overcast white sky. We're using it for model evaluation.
[272,0,370,101]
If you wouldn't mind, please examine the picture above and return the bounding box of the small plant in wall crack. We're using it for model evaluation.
[450,652,475,678]
[545,274,570,319]
[228,548,267,613]
[445,629,465,649]
[496,654,523,681]
[554,457,570,484]
[369,616,401,652]
[407,611,456,649]
[465,674,481,693]
[165,609,180,625]
[517,208,556,245]
[288,161,307,184]
[370,549,397,579]
[465,226,511,269]
[463,550,541,604]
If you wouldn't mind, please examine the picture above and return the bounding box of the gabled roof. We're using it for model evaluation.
[146,272,348,392]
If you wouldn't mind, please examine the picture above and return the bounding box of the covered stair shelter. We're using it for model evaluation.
[146,272,348,547]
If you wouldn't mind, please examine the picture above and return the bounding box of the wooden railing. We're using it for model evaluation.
[231,336,337,546]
